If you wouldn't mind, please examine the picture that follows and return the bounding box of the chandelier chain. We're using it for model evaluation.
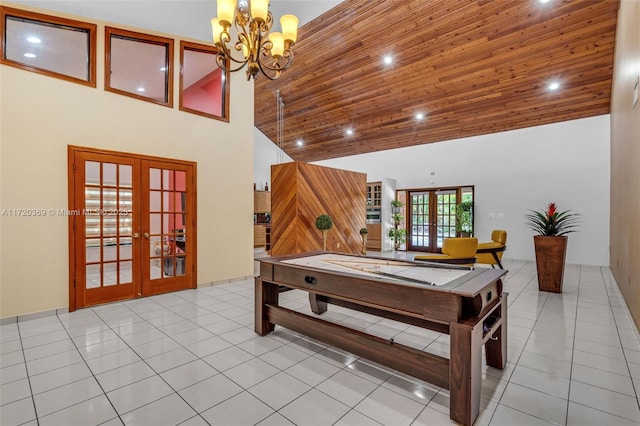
[277,90,284,163]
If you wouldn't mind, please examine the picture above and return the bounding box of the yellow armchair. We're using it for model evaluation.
[476,230,507,269]
[414,237,478,265]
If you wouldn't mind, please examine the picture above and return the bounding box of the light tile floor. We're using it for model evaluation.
[1,254,639,425]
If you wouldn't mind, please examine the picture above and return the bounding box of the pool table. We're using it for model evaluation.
[255,252,508,425]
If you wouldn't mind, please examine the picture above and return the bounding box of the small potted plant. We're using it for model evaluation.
[391,199,403,214]
[390,200,405,250]
[389,228,407,250]
[315,214,334,251]
[359,227,368,255]
[455,201,473,237]
[525,202,580,293]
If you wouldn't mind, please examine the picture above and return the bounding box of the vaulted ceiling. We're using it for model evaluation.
[254,0,619,162]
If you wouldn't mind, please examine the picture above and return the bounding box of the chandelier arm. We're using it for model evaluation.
[216,43,250,66]
[215,29,250,67]
[257,49,294,73]
[256,61,281,80]
[215,52,249,73]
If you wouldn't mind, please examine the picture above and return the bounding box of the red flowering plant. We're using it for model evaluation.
[525,202,580,236]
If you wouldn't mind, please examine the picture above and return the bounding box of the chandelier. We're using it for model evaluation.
[211,0,298,80]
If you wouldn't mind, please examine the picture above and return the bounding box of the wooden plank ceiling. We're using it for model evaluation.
[254,0,618,162]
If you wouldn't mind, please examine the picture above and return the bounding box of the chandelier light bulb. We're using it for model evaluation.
[217,0,235,27]
[251,0,269,22]
[281,14,299,44]
[269,32,284,58]
[211,18,222,44]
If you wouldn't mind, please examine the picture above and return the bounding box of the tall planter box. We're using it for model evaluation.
[534,235,568,293]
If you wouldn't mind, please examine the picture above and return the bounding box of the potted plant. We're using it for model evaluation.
[391,199,403,214]
[525,202,580,293]
[392,213,403,227]
[389,200,406,250]
[455,201,473,237]
[315,214,334,251]
[389,228,407,250]
[359,227,368,255]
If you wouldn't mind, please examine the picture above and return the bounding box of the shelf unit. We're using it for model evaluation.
[366,181,382,250]
[253,190,270,249]
[265,226,271,252]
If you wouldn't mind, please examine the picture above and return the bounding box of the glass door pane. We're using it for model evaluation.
[435,189,457,248]
[143,162,192,296]
[83,161,135,290]
[409,191,430,250]
[75,151,138,308]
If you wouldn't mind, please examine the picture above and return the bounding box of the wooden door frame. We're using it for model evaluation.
[67,145,198,311]
[405,186,470,253]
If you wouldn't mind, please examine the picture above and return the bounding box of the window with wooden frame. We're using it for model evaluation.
[179,41,229,122]
[0,6,97,87]
[105,27,174,107]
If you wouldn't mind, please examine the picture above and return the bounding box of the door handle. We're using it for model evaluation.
[143,233,150,239]
[133,232,140,238]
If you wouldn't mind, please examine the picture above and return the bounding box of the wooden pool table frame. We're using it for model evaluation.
[255,252,507,425]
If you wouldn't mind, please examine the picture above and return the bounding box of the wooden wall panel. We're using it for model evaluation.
[610,0,640,330]
[255,0,618,162]
[271,162,367,256]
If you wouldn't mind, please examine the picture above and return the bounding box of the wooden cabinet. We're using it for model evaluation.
[254,191,271,248]
[366,181,382,251]
[254,225,266,247]
[366,223,381,250]
[254,191,271,212]
[366,182,382,208]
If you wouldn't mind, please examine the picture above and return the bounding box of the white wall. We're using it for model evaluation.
[1,4,255,318]
[312,115,611,266]
[253,127,293,191]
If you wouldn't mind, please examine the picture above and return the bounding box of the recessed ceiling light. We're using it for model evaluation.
[539,0,550,3]
[548,82,560,91]
[27,36,41,44]
[415,112,425,120]
[383,55,393,65]
[136,87,146,92]
[23,53,36,58]
[296,139,304,147]
[345,128,354,136]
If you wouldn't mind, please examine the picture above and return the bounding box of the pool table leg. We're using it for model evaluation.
[449,321,483,426]
[485,294,508,369]
[255,277,279,335]
[309,292,328,314]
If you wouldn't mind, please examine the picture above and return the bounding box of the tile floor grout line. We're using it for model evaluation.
[562,264,583,426]
[14,320,40,426]
[93,298,221,423]
[51,310,124,426]
[487,268,556,426]
[597,265,640,410]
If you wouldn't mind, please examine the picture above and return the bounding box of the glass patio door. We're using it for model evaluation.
[69,147,196,310]
[407,189,457,252]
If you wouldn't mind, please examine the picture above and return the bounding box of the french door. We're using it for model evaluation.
[405,186,473,252]
[68,146,197,310]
